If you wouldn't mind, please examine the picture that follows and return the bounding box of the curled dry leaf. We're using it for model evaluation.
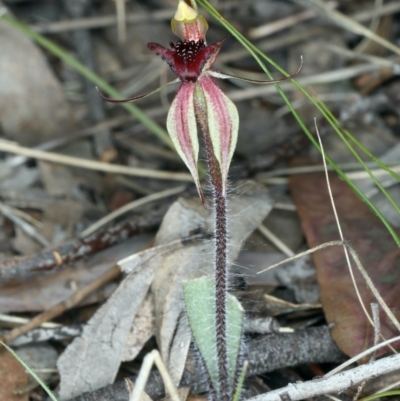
[290,166,400,357]
[0,20,73,146]
[152,181,273,385]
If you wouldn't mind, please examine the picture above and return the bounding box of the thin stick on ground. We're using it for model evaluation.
[257,224,295,257]
[352,303,381,401]
[0,203,50,248]
[257,240,344,274]
[113,0,127,43]
[0,139,191,182]
[0,313,60,328]
[326,333,400,377]
[371,302,381,363]
[0,202,167,282]
[314,118,374,331]
[80,185,185,237]
[247,352,400,401]
[129,350,180,401]
[0,266,120,344]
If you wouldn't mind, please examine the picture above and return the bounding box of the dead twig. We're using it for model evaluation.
[113,0,127,43]
[257,224,295,257]
[248,2,337,39]
[0,139,191,182]
[2,325,83,346]
[80,186,185,238]
[130,350,180,401]
[64,326,345,401]
[30,9,175,34]
[0,202,168,282]
[0,203,50,248]
[247,353,400,401]
[1,265,120,344]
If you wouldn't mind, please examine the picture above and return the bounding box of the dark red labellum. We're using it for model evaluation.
[148,39,218,83]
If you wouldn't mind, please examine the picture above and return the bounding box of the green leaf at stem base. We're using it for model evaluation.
[183,276,243,398]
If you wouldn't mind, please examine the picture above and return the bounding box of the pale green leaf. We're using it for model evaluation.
[183,276,243,396]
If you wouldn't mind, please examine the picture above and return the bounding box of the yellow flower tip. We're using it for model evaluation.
[174,1,198,23]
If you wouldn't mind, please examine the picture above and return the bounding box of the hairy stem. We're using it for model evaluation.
[195,96,230,401]
[206,133,229,401]
[213,185,229,401]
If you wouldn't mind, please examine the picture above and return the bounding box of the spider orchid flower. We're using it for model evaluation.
[98,0,302,204]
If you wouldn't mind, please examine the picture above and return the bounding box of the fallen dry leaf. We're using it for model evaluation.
[122,293,155,362]
[0,20,73,146]
[0,346,29,401]
[57,243,157,400]
[57,235,188,399]
[290,166,400,357]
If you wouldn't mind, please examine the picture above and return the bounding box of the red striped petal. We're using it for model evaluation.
[198,76,239,188]
[167,83,204,204]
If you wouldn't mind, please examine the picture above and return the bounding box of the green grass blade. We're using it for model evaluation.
[0,341,59,401]
[317,98,400,181]
[197,0,400,247]
[360,390,400,401]
[232,361,248,401]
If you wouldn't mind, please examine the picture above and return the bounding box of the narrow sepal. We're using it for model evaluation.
[198,76,239,189]
[167,83,204,204]
[201,37,228,72]
[208,55,303,83]
[96,78,180,103]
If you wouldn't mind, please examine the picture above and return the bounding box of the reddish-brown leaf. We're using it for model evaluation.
[290,163,400,357]
[0,347,29,401]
